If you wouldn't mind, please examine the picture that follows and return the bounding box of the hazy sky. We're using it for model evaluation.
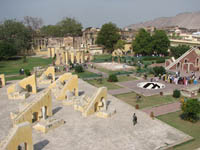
[0,0,199,28]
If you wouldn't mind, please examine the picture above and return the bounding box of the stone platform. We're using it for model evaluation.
[0,79,192,150]
[117,78,198,96]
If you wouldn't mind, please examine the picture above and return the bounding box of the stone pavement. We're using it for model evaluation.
[142,102,181,117]
[0,79,192,150]
[117,78,197,96]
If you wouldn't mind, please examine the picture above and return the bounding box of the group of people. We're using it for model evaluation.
[160,71,198,86]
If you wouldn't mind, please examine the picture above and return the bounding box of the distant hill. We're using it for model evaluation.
[126,11,200,30]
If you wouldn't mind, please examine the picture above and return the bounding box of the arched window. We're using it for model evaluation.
[177,62,181,69]
[196,58,199,66]
[184,58,188,63]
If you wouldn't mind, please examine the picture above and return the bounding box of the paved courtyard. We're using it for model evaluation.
[0,79,192,150]
[117,78,198,96]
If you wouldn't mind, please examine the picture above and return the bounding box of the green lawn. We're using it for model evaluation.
[92,54,112,63]
[87,78,122,90]
[0,57,52,75]
[157,111,200,150]
[86,75,136,90]
[96,66,134,75]
[117,75,137,82]
[115,92,179,109]
[75,71,101,78]
[5,75,26,81]
[95,66,111,74]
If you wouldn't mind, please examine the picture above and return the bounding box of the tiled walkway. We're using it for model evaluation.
[142,101,181,117]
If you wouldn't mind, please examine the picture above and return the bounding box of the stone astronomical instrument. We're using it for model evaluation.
[137,82,165,90]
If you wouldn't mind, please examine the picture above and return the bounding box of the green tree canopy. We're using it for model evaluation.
[57,17,83,37]
[96,22,120,52]
[181,99,200,122]
[114,40,126,50]
[132,29,152,55]
[132,28,170,55]
[40,25,61,37]
[40,17,83,37]
[170,45,190,59]
[0,19,32,59]
[152,30,170,55]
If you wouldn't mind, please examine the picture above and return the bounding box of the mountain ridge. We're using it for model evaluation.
[126,11,200,30]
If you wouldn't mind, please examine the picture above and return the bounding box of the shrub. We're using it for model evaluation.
[173,89,181,98]
[24,69,31,76]
[181,99,200,122]
[107,74,118,82]
[144,64,148,68]
[136,65,141,73]
[156,58,165,63]
[75,65,84,73]
[23,55,27,63]
[152,66,166,76]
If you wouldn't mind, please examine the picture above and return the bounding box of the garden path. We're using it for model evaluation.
[141,101,181,117]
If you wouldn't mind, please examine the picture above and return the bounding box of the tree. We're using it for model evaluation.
[173,89,181,98]
[57,17,83,37]
[75,65,84,73]
[0,40,15,58]
[152,30,170,55]
[0,19,32,59]
[170,45,190,59]
[40,17,82,37]
[114,40,126,50]
[107,74,118,82]
[181,99,200,122]
[132,28,152,55]
[23,16,43,39]
[152,66,166,76]
[23,16,43,31]
[40,25,61,37]
[96,22,120,52]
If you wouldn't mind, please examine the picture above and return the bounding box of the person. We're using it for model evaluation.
[133,113,137,126]
[0,78,2,88]
[178,71,180,77]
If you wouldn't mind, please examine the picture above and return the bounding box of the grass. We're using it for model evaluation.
[5,75,26,81]
[96,66,111,74]
[87,78,122,90]
[157,111,200,150]
[92,54,112,63]
[96,66,134,75]
[117,75,137,82]
[115,92,179,109]
[0,57,52,75]
[86,75,136,90]
[75,71,102,78]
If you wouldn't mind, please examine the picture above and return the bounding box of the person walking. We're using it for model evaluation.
[133,113,137,126]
